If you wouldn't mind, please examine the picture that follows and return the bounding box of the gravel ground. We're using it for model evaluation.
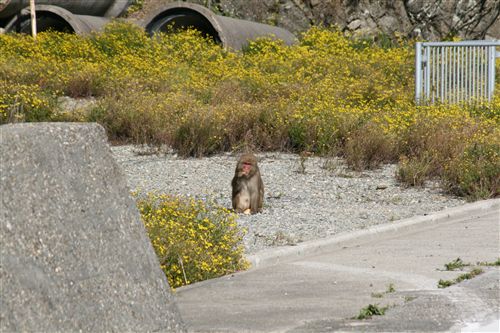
[111,145,466,255]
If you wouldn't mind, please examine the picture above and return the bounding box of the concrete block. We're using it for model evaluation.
[0,123,185,332]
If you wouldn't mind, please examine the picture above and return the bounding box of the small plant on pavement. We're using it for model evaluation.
[371,292,384,298]
[386,283,395,293]
[354,304,389,320]
[371,283,396,298]
[404,295,417,302]
[476,258,500,266]
[437,279,454,288]
[438,268,484,288]
[454,268,484,283]
[443,258,470,271]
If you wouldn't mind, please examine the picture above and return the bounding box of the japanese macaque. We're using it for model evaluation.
[231,153,264,214]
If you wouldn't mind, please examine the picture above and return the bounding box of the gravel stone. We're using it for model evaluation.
[112,145,467,255]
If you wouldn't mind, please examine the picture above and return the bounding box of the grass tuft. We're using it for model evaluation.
[444,258,470,271]
[354,304,389,320]
[438,268,484,288]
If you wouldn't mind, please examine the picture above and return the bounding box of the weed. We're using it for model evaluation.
[443,258,470,271]
[321,157,341,173]
[371,283,396,298]
[0,82,58,123]
[404,295,417,302]
[438,268,484,288]
[443,143,500,201]
[354,304,389,320]
[437,279,454,288]
[344,122,396,171]
[136,192,249,288]
[396,115,499,199]
[396,154,433,187]
[476,258,500,266]
[296,151,312,174]
[455,268,484,283]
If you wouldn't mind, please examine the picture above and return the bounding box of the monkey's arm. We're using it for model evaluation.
[258,176,264,210]
[231,176,241,210]
[249,176,264,214]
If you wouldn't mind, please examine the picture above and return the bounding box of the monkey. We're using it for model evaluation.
[231,153,264,214]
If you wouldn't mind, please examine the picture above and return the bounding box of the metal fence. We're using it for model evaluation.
[415,40,500,104]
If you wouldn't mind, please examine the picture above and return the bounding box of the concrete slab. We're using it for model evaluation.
[176,199,500,332]
[247,199,500,269]
[0,123,185,332]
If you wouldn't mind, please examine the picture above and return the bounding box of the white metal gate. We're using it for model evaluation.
[415,40,500,104]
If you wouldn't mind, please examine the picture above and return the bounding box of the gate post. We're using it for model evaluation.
[415,42,422,104]
[488,46,496,101]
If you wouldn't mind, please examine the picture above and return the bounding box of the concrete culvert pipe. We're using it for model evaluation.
[3,5,111,34]
[0,0,131,34]
[0,0,131,19]
[141,2,296,50]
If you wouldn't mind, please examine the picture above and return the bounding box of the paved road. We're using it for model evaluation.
[175,199,500,332]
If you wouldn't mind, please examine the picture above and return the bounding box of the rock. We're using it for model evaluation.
[0,123,185,332]
[404,0,499,40]
[378,15,401,34]
[347,19,362,31]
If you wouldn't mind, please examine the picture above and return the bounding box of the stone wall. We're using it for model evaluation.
[0,123,185,332]
[133,0,500,40]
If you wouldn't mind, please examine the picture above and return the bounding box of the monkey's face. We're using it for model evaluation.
[237,162,253,178]
[242,162,252,175]
[235,154,259,178]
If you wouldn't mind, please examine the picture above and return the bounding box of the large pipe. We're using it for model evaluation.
[0,0,131,19]
[141,2,296,50]
[0,0,130,34]
[3,5,111,34]
[1,1,296,49]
